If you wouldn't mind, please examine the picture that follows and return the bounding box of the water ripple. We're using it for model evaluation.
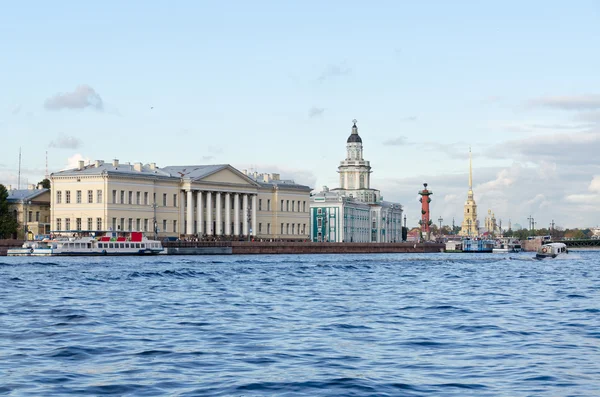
[1,252,599,396]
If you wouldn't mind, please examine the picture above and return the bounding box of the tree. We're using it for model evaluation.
[0,184,19,239]
[38,178,51,189]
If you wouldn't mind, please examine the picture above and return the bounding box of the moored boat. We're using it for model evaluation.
[535,242,568,259]
[7,232,163,256]
[492,238,522,253]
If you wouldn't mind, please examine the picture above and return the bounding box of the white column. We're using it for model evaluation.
[243,194,249,235]
[186,190,193,235]
[251,194,257,236]
[215,192,222,235]
[234,193,240,235]
[196,191,203,235]
[225,193,231,235]
[206,191,213,235]
[179,191,185,235]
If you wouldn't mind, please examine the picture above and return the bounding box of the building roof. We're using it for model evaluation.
[51,160,172,178]
[347,121,363,143]
[7,188,49,203]
[160,164,230,180]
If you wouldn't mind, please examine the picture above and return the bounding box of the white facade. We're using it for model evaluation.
[310,120,403,242]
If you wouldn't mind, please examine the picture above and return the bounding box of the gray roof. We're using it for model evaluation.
[160,164,229,180]
[51,161,172,178]
[257,180,312,191]
[7,189,49,202]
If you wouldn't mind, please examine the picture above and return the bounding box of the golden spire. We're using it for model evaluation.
[468,146,473,190]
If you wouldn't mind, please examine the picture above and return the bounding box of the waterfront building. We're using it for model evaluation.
[310,120,403,242]
[6,185,51,239]
[459,148,478,237]
[50,160,310,240]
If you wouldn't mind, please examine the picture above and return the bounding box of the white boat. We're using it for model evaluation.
[535,242,568,259]
[492,238,522,253]
[7,232,163,256]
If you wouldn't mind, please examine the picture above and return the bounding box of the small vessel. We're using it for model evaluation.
[7,232,163,256]
[492,238,522,253]
[445,240,463,253]
[462,238,495,253]
[535,242,568,259]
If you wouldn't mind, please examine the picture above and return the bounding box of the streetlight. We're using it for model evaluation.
[438,216,443,235]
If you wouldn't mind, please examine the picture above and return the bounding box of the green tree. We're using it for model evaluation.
[38,178,51,189]
[0,184,19,239]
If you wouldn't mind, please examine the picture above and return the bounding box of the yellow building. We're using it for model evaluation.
[50,160,311,240]
[459,149,478,237]
[7,185,51,239]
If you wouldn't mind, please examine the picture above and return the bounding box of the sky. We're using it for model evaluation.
[1,0,599,229]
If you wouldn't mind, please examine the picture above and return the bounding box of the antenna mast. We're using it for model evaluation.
[18,147,22,189]
[45,151,49,179]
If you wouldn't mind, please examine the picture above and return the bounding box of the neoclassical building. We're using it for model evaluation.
[50,160,311,240]
[459,148,478,236]
[310,120,403,242]
[6,185,51,239]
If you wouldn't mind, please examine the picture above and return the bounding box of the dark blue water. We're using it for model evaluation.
[1,252,599,396]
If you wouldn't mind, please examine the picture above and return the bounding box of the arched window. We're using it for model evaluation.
[359,174,365,188]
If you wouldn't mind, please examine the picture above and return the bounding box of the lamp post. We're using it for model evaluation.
[23,200,31,240]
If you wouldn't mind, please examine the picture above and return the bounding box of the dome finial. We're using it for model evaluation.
[352,119,357,127]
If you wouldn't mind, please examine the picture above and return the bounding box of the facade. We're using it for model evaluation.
[459,148,478,237]
[6,185,51,239]
[50,160,311,241]
[484,209,498,235]
[310,120,403,242]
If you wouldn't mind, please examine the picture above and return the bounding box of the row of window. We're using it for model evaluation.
[56,190,102,204]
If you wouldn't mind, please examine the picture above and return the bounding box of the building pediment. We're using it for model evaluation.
[199,166,260,187]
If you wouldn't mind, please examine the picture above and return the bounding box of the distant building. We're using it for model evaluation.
[6,184,51,239]
[459,148,478,237]
[484,209,499,235]
[50,160,310,240]
[310,120,403,242]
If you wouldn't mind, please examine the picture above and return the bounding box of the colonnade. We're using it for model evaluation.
[182,190,257,236]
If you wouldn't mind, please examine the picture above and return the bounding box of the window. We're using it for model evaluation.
[128,218,133,231]
[153,193,156,204]
[144,192,149,205]
[173,194,178,207]
[292,224,295,234]
[112,190,117,203]
[97,218,102,230]
[267,199,271,211]
[303,201,306,212]
[66,190,71,204]
[120,190,125,204]
[303,224,306,234]
[292,201,295,212]
[56,191,62,204]
[97,190,103,203]
[120,218,124,231]
[163,193,167,206]
[112,218,117,230]
[173,220,177,232]
[298,201,301,212]
[56,218,62,230]
[136,219,141,231]
[65,218,71,230]
[286,223,290,234]
[136,191,141,205]
[76,218,81,230]
[35,211,40,222]
[27,211,32,222]
[281,223,284,234]
[259,223,262,233]
[267,223,271,234]
[259,199,262,211]
[163,220,167,232]
[317,208,322,215]
[143,219,148,232]
[280,200,284,211]
[87,218,93,230]
[286,200,289,211]
[87,190,93,203]
[129,191,133,204]
[318,218,322,227]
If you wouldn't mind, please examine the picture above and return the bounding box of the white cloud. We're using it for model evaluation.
[589,175,600,193]
[309,107,325,118]
[317,63,351,82]
[62,154,91,170]
[527,95,600,111]
[44,85,104,111]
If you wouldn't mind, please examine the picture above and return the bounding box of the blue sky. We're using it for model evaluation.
[2,1,600,229]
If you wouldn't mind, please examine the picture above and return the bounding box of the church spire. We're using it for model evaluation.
[468,146,473,189]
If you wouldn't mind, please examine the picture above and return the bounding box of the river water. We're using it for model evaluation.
[1,252,599,396]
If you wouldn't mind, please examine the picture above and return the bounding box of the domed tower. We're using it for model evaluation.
[459,147,478,237]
